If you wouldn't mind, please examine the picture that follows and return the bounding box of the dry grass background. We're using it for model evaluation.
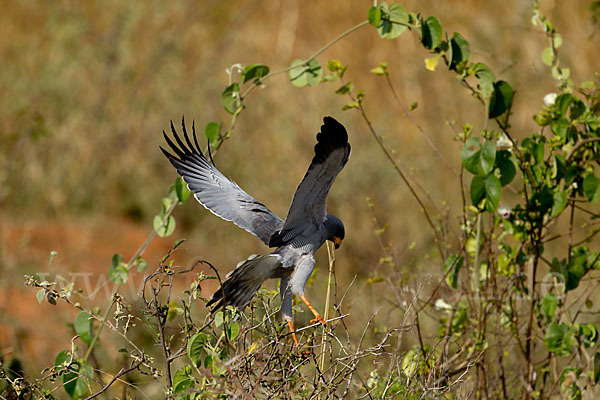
[0,0,599,389]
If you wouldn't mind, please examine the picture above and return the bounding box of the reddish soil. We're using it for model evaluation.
[0,215,208,370]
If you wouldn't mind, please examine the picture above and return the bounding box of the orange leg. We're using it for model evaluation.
[286,317,299,347]
[299,294,327,325]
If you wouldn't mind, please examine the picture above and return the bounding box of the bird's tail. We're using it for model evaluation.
[207,254,281,312]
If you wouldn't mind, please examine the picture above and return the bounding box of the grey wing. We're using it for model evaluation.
[160,118,284,245]
[269,116,350,247]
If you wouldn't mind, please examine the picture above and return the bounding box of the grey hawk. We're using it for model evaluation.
[160,116,350,346]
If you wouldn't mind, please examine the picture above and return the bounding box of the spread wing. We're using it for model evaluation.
[160,118,284,245]
[269,116,350,247]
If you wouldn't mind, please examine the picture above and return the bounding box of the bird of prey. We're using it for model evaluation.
[160,116,350,346]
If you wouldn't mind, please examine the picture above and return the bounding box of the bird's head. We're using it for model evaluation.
[324,214,345,249]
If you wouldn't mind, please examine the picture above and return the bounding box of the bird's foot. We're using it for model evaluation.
[310,314,327,326]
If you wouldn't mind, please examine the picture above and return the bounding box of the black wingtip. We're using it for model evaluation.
[313,116,349,164]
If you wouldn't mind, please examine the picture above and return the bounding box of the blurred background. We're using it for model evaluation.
[1,0,598,378]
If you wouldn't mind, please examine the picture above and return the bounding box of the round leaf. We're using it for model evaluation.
[484,174,501,212]
[153,214,176,237]
[422,17,442,49]
[173,365,194,394]
[376,3,409,39]
[175,177,191,203]
[449,32,470,70]
[541,293,558,318]
[204,122,220,148]
[472,63,495,98]
[367,6,381,27]
[187,332,209,367]
[421,16,442,50]
[221,83,241,114]
[241,64,269,84]
[74,312,93,346]
[545,322,574,356]
[495,150,516,186]
[583,173,600,203]
[470,176,485,207]
[289,58,322,87]
[489,80,514,118]
[461,137,482,175]
[480,140,496,176]
[550,190,568,217]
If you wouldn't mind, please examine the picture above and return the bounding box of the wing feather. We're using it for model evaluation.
[269,116,350,246]
[161,118,284,245]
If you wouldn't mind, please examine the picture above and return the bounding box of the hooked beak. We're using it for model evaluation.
[333,236,343,250]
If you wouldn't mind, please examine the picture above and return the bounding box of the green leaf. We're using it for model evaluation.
[541,47,554,66]
[480,140,497,176]
[109,264,128,285]
[204,122,220,148]
[570,98,586,119]
[421,16,442,50]
[111,253,122,269]
[367,6,381,27]
[472,63,495,98]
[551,118,569,139]
[221,83,241,114]
[342,101,359,111]
[461,138,496,177]
[461,138,482,175]
[489,80,514,118]
[187,332,209,367]
[533,141,545,165]
[580,323,598,348]
[583,173,600,203]
[173,365,194,394]
[550,190,568,217]
[227,322,240,340]
[370,62,388,76]
[153,214,176,237]
[54,352,93,399]
[544,322,574,356]
[555,93,572,116]
[484,174,501,212]
[335,82,354,95]
[495,150,516,186]
[109,254,128,284]
[175,177,191,203]
[214,311,224,327]
[541,293,558,318]
[443,254,463,289]
[133,257,146,273]
[74,312,93,346]
[449,32,470,70]
[241,64,269,84]
[376,3,409,39]
[36,289,45,304]
[289,58,322,87]
[470,176,485,207]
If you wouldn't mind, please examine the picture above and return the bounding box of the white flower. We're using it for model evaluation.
[543,93,557,107]
[496,133,512,150]
[498,205,511,218]
[434,298,453,311]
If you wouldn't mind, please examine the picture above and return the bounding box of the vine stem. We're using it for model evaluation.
[473,213,482,311]
[354,99,445,259]
[240,20,370,101]
[319,241,335,380]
